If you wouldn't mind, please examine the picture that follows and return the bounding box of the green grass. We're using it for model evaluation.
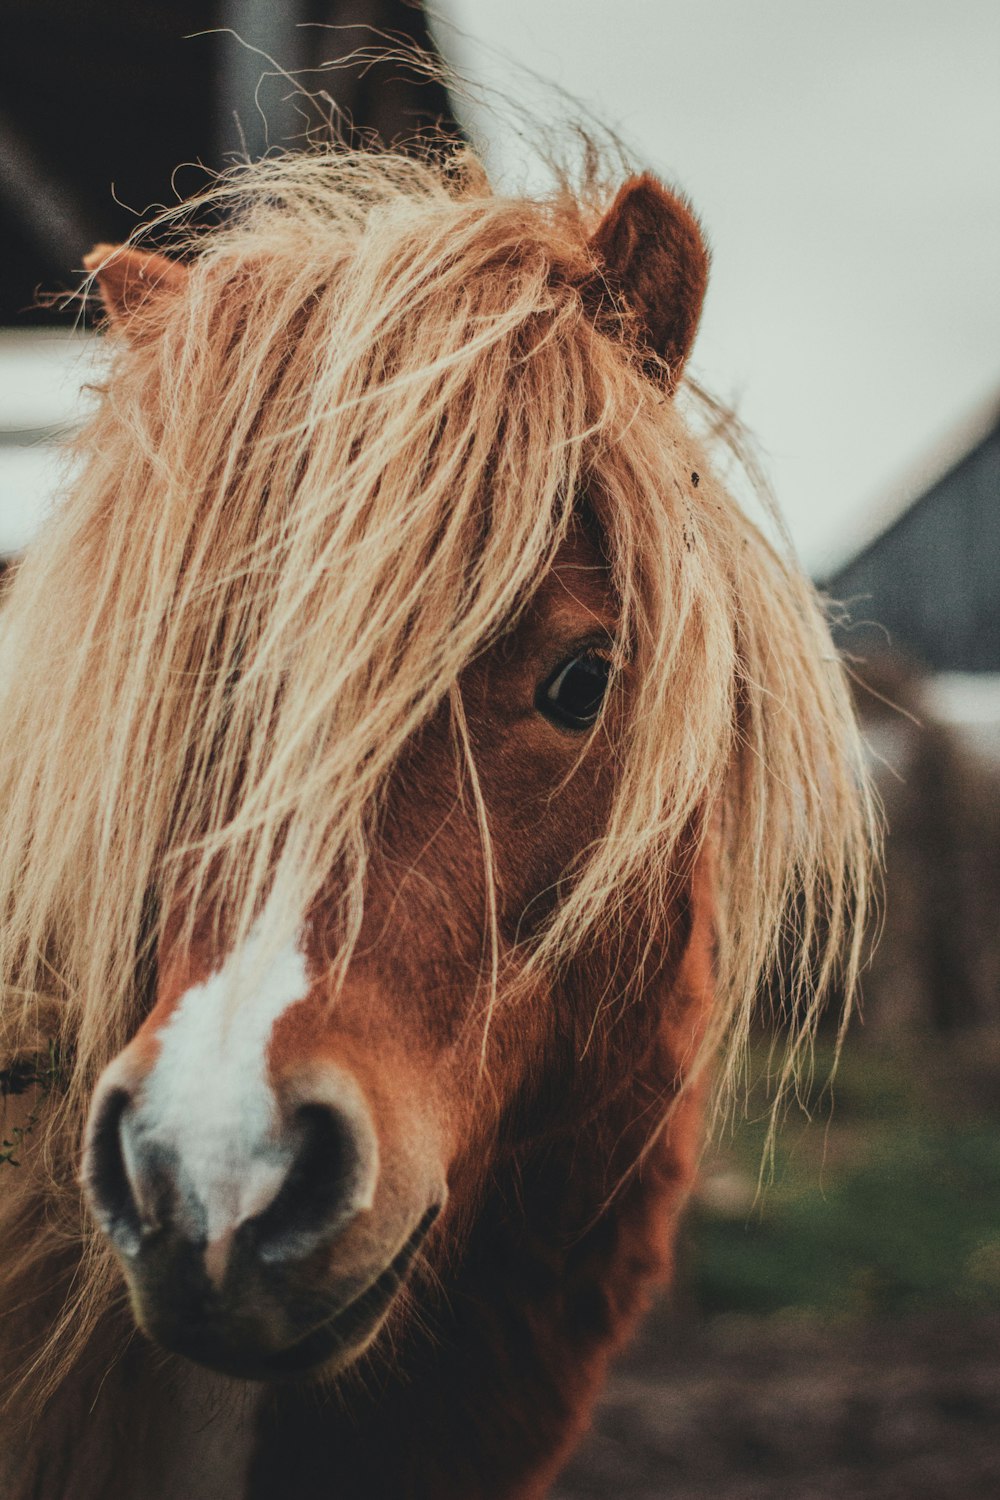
[687,1036,1000,1318]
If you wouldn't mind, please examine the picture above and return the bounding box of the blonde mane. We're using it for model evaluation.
[0,146,874,1404]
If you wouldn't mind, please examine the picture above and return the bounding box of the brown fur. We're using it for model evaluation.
[0,147,874,1498]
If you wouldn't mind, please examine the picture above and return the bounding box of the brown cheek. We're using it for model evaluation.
[366,737,493,1050]
[483,725,618,940]
[343,687,626,1161]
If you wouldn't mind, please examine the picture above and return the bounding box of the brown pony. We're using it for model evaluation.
[0,148,873,1499]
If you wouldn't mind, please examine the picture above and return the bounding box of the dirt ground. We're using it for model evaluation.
[554,1309,1000,1500]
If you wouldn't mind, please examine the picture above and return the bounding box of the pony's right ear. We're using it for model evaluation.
[84,244,187,330]
[589,174,709,390]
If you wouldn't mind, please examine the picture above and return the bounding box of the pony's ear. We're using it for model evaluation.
[589,174,709,389]
[84,243,187,329]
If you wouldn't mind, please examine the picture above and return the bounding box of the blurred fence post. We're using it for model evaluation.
[217,1,308,162]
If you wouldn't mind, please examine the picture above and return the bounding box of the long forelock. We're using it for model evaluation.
[1,155,643,1038]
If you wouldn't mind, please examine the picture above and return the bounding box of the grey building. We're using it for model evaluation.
[823,400,1000,672]
[824,399,1000,1034]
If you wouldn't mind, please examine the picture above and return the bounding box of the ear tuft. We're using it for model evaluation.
[84,244,187,329]
[589,174,709,389]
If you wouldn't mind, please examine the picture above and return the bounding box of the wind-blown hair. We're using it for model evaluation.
[0,147,874,1400]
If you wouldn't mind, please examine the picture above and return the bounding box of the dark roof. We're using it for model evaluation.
[824,402,1000,673]
[0,1,461,327]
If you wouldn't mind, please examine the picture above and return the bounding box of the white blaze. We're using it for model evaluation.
[134,909,310,1242]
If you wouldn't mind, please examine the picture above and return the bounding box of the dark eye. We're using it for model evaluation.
[536,652,612,731]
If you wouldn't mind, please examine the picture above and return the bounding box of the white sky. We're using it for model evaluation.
[1,2,997,570]
[436,0,1000,570]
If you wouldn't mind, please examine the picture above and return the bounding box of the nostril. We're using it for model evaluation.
[83,1086,144,1257]
[250,1102,371,1264]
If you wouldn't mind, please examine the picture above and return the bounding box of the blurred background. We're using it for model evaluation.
[1,3,998,1496]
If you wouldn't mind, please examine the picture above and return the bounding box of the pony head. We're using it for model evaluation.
[0,150,871,1390]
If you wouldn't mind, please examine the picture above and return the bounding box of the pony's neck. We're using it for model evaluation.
[247,1043,706,1500]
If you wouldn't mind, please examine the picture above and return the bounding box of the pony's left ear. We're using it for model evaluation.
[84,243,188,330]
[589,174,709,390]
